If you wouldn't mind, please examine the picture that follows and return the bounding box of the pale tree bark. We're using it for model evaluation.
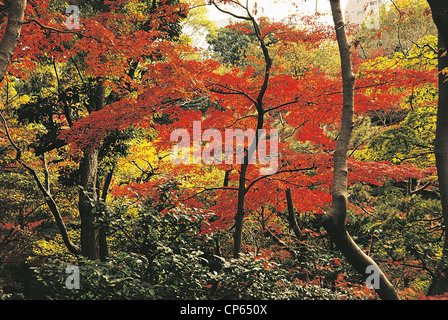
[0,0,26,81]
[424,0,448,296]
[322,0,399,300]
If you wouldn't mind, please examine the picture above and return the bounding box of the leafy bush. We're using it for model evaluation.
[26,208,364,300]
[208,253,360,300]
[27,251,362,300]
[27,253,156,299]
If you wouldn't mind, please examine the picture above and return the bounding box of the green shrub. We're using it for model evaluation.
[27,253,156,299]
[26,207,363,300]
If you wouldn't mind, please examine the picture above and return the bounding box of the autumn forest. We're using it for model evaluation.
[1,0,448,301]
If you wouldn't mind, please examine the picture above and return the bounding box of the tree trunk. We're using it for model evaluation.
[426,1,448,46]
[78,81,105,260]
[0,110,81,255]
[428,34,448,295]
[37,155,81,255]
[233,162,248,258]
[98,166,114,260]
[425,0,448,294]
[0,0,26,81]
[322,0,399,300]
[229,8,271,259]
[79,148,100,260]
[285,188,302,241]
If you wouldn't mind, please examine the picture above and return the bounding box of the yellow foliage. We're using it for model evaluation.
[28,230,80,260]
[113,139,226,194]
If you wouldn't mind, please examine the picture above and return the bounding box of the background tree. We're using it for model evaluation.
[355,0,436,58]
[322,0,400,300]
[0,0,446,300]
[2,0,192,260]
[424,0,448,296]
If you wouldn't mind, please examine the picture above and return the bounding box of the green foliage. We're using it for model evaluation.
[356,0,436,58]
[27,254,156,299]
[274,40,341,78]
[358,101,436,167]
[25,208,363,300]
[208,252,358,300]
[346,181,442,292]
[355,35,437,168]
[206,23,255,67]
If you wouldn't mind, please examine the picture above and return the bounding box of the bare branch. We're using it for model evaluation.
[209,0,251,21]
[244,165,316,194]
[178,186,239,202]
[24,18,102,43]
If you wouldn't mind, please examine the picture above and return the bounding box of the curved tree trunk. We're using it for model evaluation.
[427,33,448,296]
[322,0,399,300]
[209,1,272,259]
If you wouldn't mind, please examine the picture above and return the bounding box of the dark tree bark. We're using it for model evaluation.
[285,188,302,241]
[425,0,448,295]
[98,166,114,260]
[322,0,399,300]
[210,1,271,258]
[78,148,100,259]
[78,81,105,260]
[426,1,448,46]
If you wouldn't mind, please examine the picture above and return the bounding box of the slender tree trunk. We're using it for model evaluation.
[223,169,230,188]
[425,0,448,294]
[230,10,271,259]
[38,155,81,255]
[233,162,249,258]
[260,206,288,248]
[0,111,81,255]
[233,111,267,258]
[98,166,114,260]
[322,0,399,300]
[285,188,302,241]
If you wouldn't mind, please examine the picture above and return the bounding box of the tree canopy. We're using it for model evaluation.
[0,0,447,301]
